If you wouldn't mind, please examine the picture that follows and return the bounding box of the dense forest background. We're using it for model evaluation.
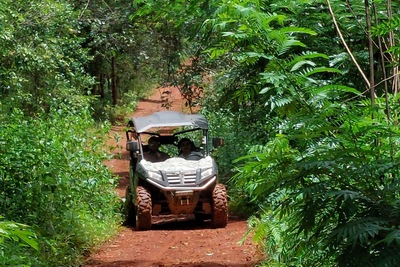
[1,0,400,266]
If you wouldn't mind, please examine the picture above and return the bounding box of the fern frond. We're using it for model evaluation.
[242,52,273,60]
[290,52,329,67]
[380,229,400,246]
[372,15,400,35]
[299,51,330,60]
[329,52,348,67]
[259,72,286,87]
[268,96,293,110]
[277,38,306,55]
[304,67,342,76]
[212,3,228,17]
[221,31,249,39]
[261,12,285,26]
[234,52,273,65]
[279,26,317,35]
[233,4,255,18]
[330,217,388,246]
[290,60,317,72]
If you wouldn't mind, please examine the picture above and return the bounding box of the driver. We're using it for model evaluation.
[178,138,203,160]
[143,136,170,162]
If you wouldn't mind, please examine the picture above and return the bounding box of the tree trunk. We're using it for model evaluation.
[111,56,117,105]
[108,75,111,95]
[91,75,97,96]
[373,3,390,120]
[387,0,399,94]
[100,73,105,99]
[365,0,375,106]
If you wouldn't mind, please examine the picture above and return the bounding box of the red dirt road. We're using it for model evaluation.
[86,86,262,267]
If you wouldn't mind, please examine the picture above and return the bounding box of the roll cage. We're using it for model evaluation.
[126,111,214,159]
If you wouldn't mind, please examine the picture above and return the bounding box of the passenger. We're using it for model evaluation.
[178,138,203,160]
[143,136,170,162]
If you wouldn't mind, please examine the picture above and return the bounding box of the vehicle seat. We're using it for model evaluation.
[142,145,149,152]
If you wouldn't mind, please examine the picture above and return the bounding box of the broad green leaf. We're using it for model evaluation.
[314,85,361,95]
[304,67,342,76]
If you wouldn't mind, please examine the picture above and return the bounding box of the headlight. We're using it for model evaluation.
[148,171,162,181]
[201,168,215,180]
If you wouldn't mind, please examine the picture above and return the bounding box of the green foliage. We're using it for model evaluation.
[92,90,140,124]
[132,0,222,110]
[0,217,38,250]
[0,0,94,115]
[0,217,39,266]
[0,105,121,265]
[1,0,399,265]
[73,0,166,119]
[236,97,400,266]
[0,0,124,260]
[192,0,400,266]
[372,13,400,67]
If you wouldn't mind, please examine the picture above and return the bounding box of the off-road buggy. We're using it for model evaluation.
[124,111,228,230]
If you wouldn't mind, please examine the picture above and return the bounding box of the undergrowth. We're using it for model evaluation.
[0,105,122,266]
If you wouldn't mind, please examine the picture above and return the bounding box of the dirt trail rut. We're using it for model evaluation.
[86,86,262,267]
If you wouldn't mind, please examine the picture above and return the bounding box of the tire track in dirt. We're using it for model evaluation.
[86,86,263,267]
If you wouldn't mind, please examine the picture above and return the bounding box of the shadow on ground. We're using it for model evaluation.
[86,261,252,267]
[124,215,213,231]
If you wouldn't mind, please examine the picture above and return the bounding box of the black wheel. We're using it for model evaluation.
[211,184,228,228]
[135,186,152,230]
[124,186,136,226]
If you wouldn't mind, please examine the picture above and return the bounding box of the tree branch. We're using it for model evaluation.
[326,0,370,88]
[79,0,90,20]
[345,0,390,62]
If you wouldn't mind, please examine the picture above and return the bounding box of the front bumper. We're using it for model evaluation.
[146,176,216,191]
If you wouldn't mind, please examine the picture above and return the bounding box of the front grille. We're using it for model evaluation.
[167,171,197,185]
[161,170,200,187]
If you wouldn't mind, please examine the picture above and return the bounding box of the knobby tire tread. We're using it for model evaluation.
[212,184,228,228]
[136,186,152,230]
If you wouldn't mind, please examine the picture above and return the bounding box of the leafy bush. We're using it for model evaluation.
[194,1,400,265]
[0,105,121,266]
[235,96,400,266]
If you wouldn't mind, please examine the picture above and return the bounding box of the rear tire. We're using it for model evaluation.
[136,186,152,230]
[124,186,136,226]
[211,184,228,228]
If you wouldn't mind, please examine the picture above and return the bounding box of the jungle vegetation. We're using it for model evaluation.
[1,0,400,266]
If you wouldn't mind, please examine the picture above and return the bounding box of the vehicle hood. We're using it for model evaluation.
[141,156,216,173]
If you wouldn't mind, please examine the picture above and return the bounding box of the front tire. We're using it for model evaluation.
[211,184,228,228]
[136,186,152,230]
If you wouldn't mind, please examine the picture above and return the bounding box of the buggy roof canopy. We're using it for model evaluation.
[130,111,208,133]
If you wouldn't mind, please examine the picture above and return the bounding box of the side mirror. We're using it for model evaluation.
[212,137,224,148]
[126,141,138,152]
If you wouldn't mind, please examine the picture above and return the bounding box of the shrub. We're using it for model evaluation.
[0,106,121,266]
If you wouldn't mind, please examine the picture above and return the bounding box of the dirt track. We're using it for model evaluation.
[86,86,262,267]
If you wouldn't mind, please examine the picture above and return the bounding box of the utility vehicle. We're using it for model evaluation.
[124,111,227,230]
